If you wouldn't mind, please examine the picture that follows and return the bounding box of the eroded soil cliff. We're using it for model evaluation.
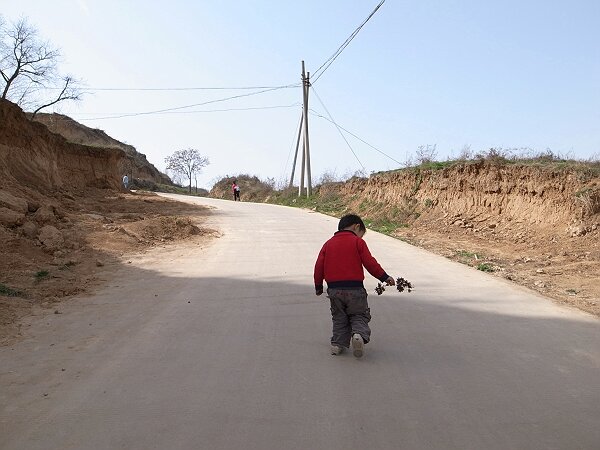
[0,100,214,343]
[336,162,600,315]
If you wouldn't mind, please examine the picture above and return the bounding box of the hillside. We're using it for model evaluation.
[335,161,599,314]
[33,112,171,185]
[209,175,275,202]
[0,99,213,342]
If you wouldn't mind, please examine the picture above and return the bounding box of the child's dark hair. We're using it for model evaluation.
[338,214,366,232]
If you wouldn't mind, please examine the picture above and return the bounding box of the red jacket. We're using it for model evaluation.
[314,230,389,291]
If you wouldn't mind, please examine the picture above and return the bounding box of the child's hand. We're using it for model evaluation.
[385,276,395,286]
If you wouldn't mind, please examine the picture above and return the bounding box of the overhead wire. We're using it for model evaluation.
[311,0,385,84]
[76,84,300,92]
[74,103,301,120]
[43,0,387,176]
[309,85,366,171]
[308,109,402,166]
[75,84,300,120]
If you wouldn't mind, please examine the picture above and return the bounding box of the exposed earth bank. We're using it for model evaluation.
[0,100,216,343]
[340,163,599,315]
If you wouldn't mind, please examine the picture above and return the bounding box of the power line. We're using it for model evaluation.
[74,103,301,120]
[309,85,365,171]
[308,109,402,166]
[312,0,385,83]
[74,85,300,120]
[53,83,301,92]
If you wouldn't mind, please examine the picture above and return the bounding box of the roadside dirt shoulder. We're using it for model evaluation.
[0,191,218,344]
[395,223,599,317]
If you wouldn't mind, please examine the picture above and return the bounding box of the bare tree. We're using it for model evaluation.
[0,16,82,114]
[30,76,81,119]
[415,144,437,165]
[165,148,210,194]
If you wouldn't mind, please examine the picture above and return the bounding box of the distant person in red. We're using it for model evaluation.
[232,180,241,201]
[314,214,395,358]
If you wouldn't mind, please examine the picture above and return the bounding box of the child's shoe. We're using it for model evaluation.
[352,333,364,358]
[330,345,344,355]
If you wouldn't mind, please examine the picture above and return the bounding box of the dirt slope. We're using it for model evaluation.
[343,162,599,232]
[0,100,126,194]
[33,112,171,185]
[335,161,599,315]
[0,100,215,343]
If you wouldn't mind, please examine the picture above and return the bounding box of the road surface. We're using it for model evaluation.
[1,195,599,450]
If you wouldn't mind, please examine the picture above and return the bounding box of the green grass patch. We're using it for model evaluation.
[476,263,495,272]
[154,183,208,196]
[0,283,25,297]
[418,160,455,171]
[377,155,599,179]
[34,270,50,281]
[575,188,592,198]
[267,189,348,217]
[366,220,408,235]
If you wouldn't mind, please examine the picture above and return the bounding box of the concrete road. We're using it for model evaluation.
[1,195,600,450]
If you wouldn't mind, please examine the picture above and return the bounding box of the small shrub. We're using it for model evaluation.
[475,148,510,163]
[419,161,453,170]
[35,270,50,281]
[458,145,473,161]
[415,144,437,165]
[477,263,495,272]
[0,283,24,297]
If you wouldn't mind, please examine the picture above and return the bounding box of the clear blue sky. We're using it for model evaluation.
[3,0,599,188]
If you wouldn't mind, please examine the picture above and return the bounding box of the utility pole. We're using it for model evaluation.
[302,61,312,196]
[289,114,303,188]
[291,60,313,197]
[299,131,306,196]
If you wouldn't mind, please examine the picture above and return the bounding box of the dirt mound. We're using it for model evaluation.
[209,175,274,202]
[0,191,214,344]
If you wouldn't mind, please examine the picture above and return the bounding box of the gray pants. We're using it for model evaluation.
[327,287,371,347]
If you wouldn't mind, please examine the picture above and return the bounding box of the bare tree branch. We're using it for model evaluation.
[165,149,210,194]
[30,76,82,119]
[0,16,82,113]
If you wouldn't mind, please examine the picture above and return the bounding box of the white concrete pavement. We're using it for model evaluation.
[1,194,599,449]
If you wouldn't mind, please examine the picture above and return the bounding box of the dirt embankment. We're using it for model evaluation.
[0,99,215,343]
[337,162,600,315]
[343,163,599,232]
[0,100,125,195]
[33,113,171,185]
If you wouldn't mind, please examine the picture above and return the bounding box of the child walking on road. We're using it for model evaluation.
[232,180,241,201]
[314,214,395,358]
